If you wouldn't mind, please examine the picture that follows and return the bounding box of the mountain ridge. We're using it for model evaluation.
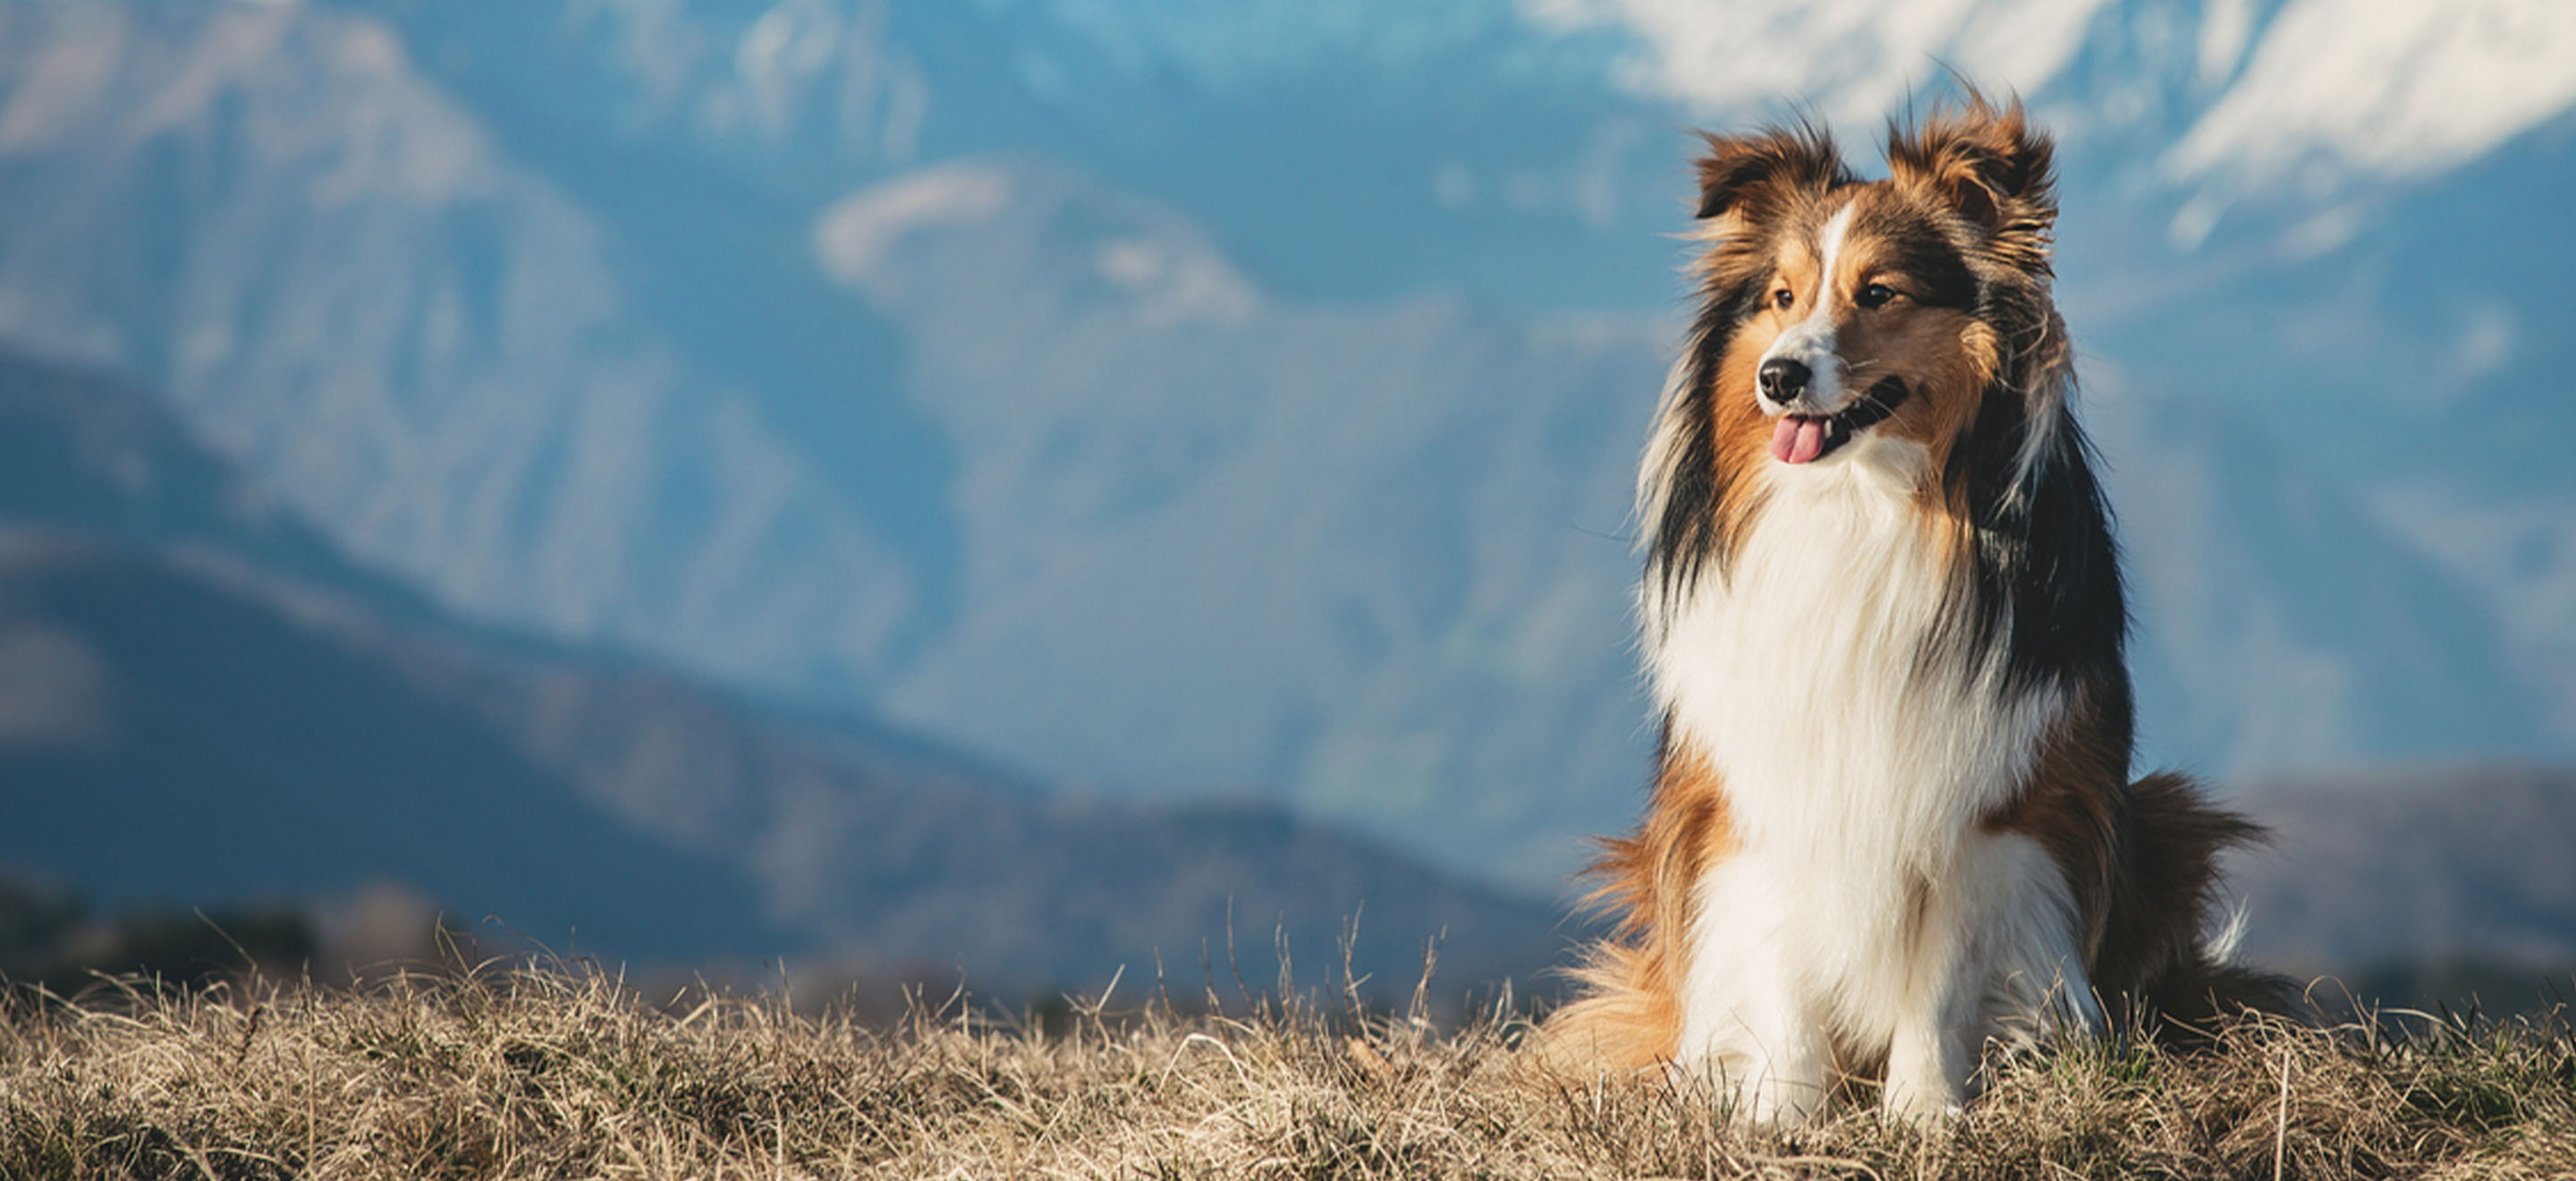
[0,0,2565,893]
[0,348,1575,999]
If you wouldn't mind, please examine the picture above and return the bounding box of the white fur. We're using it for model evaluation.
[1644,427,2097,1120]
[1756,204,1854,411]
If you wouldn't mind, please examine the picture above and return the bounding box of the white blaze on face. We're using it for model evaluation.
[1757,203,1854,414]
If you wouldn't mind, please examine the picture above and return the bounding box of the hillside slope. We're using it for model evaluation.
[0,351,1571,998]
[0,0,2563,893]
[2227,765,2576,977]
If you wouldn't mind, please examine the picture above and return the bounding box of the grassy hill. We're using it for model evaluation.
[4,965,2572,1179]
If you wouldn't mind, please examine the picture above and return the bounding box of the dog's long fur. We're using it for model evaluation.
[1543,95,2292,1120]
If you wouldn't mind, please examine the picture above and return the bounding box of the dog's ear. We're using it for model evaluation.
[1887,91,2055,263]
[1694,124,1849,225]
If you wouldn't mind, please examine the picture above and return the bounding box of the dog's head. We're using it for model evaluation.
[1700,96,2061,476]
[1644,94,2077,591]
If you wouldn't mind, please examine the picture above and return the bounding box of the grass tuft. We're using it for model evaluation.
[3,964,2572,1178]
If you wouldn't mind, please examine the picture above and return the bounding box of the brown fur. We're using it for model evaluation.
[1543,731,1732,1072]
[1728,191,1996,454]
[1984,687,2130,961]
[1697,180,2014,563]
[1650,126,1855,582]
[1884,99,2057,278]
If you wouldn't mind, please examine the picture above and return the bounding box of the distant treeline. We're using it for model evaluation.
[5,867,2569,1027]
[2330,956,2576,1023]
[0,872,315,998]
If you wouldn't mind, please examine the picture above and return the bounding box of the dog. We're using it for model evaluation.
[1541,93,2289,1122]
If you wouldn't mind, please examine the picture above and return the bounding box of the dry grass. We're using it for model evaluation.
[4,963,2572,1180]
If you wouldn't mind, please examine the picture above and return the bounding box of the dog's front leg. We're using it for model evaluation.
[1882,876,1976,1118]
[1882,967,1975,1117]
[1885,832,2103,1117]
[1676,859,1831,1124]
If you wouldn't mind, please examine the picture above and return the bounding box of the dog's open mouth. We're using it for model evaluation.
[1769,378,1911,464]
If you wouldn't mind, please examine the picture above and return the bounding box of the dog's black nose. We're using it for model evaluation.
[1758,358,1810,405]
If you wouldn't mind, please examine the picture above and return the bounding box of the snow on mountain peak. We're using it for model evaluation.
[815,163,1018,289]
[815,159,1262,324]
[2165,0,2576,187]
[1521,0,2114,127]
[1522,0,2576,194]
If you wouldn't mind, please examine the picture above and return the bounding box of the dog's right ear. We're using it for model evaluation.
[1886,89,2055,268]
[1694,124,1850,225]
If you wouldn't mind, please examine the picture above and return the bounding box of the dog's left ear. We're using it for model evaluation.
[1694,123,1850,226]
[1887,91,2055,262]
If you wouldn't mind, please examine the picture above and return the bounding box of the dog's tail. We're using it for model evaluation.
[2097,772,2309,1036]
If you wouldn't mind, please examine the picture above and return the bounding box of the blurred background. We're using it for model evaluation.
[1,0,2572,1014]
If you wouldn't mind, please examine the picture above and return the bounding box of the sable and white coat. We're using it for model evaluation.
[1545,98,2284,1122]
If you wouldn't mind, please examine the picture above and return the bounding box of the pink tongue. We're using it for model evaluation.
[1770,416,1826,464]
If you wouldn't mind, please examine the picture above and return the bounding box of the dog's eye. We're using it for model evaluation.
[1858,283,1899,309]
[1771,288,1794,311]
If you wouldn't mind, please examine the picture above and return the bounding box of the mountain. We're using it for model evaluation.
[0,0,930,697]
[809,157,2548,881]
[0,346,411,606]
[0,350,1572,998]
[340,0,1670,310]
[2227,765,2576,982]
[811,159,1656,874]
[0,531,779,964]
[0,0,2566,893]
[2087,373,2545,774]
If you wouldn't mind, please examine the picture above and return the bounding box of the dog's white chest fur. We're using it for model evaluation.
[1645,446,2092,1118]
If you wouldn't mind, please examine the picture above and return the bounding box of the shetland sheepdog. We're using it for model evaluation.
[1543,94,2290,1121]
